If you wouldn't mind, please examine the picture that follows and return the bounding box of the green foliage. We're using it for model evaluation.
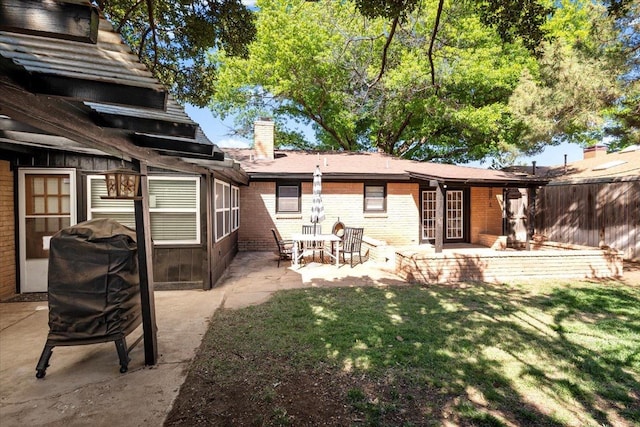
[509,40,620,149]
[475,0,551,53]
[210,0,541,162]
[354,0,421,20]
[96,0,637,160]
[99,0,256,107]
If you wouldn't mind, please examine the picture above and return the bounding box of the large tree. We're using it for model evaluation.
[100,1,636,161]
[98,0,257,106]
[208,0,636,163]
[210,0,551,162]
[508,0,635,152]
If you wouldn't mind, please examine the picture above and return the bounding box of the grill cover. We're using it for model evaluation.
[47,218,141,344]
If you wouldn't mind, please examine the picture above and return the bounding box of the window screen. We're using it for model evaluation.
[88,175,200,244]
[277,184,300,213]
[364,184,385,212]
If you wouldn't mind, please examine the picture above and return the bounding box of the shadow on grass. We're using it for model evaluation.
[293,281,636,425]
[167,278,640,426]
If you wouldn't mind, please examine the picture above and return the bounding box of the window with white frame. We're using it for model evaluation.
[215,179,231,241]
[422,190,437,240]
[364,184,386,212]
[446,190,464,239]
[87,175,200,244]
[231,186,240,231]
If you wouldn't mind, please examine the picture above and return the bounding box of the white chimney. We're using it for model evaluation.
[254,118,274,160]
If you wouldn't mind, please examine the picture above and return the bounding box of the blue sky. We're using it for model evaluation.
[185,104,586,167]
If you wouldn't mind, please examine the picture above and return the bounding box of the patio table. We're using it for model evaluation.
[291,233,341,267]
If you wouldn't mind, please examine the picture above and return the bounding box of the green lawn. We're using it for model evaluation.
[167,280,640,426]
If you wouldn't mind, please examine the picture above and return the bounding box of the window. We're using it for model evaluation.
[446,190,463,239]
[364,184,386,212]
[422,190,436,240]
[215,180,231,241]
[88,175,200,244]
[277,182,300,213]
[231,186,240,231]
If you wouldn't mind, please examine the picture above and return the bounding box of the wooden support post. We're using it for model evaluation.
[435,182,445,253]
[133,160,158,365]
[526,186,537,251]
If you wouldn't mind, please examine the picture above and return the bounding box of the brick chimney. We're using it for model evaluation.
[583,145,607,159]
[254,118,274,160]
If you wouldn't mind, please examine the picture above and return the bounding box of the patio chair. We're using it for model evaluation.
[341,227,364,267]
[271,228,295,267]
[301,224,323,262]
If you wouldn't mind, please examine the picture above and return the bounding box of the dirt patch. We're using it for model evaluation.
[165,362,442,426]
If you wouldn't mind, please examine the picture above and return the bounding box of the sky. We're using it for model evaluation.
[185,104,586,168]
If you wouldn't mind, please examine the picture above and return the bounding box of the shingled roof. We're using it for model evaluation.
[224,149,549,187]
[542,145,640,184]
[0,0,247,181]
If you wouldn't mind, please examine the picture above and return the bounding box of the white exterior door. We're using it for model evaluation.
[18,169,76,293]
[421,189,466,243]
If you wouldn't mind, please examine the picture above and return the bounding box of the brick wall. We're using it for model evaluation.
[0,160,16,300]
[254,119,275,160]
[470,187,504,244]
[238,181,515,252]
[238,180,422,251]
[396,245,623,284]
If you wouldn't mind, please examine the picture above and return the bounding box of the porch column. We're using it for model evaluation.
[435,182,445,253]
[133,160,158,365]
[526,186,537,251]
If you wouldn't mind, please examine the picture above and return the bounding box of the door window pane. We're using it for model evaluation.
[33,197,45,214]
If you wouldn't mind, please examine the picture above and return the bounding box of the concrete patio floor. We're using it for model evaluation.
[0,252,403,426]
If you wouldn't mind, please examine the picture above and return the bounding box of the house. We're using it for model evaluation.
[225,120,549,262]
[0,0,247,301]
[534,145,640,262]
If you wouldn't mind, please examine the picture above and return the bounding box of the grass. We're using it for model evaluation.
[169,279,640,426]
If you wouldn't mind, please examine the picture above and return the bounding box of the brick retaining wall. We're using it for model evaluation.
[395,243,623,284]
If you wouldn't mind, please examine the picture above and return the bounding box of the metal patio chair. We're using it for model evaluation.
[341,227,364,267]
[271,228,295,267]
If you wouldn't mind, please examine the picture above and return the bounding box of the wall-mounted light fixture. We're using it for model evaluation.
[101,169,143,200]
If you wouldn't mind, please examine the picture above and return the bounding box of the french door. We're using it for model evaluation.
[421,189,467,244]
[18,169,77,292]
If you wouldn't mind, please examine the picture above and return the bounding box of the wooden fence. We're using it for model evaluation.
[535,180,640,261]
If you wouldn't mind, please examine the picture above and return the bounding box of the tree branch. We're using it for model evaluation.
[116,0,145,33]
[428,0,445,92]
[145,0,159,70]
[368,16,399,89]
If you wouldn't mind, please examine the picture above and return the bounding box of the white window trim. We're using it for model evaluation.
[215,179,231,242]
[87,175,201,245]
[18,168,77,293]
[231,185,240,232]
